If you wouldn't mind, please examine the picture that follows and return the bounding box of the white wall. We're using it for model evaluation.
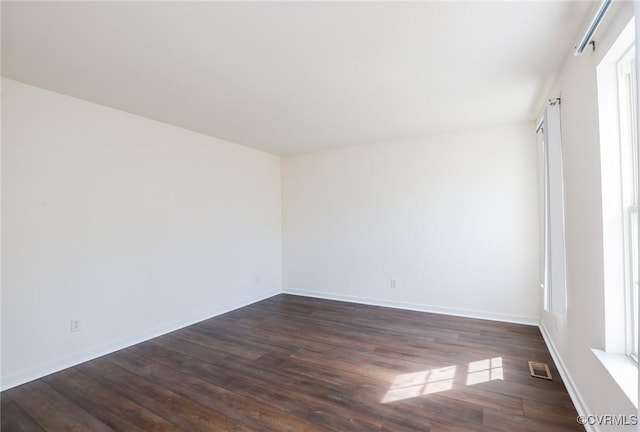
[282,123,541,323]
[538,2,637,430]
[1,78,282,390]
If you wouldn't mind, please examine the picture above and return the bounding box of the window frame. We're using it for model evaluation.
[596,17,638,363]
[538,101,567,317]
[617,45,638,361]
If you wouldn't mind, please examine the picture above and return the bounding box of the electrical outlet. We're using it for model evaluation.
[256,275,261,284]
[390,279,397,289]
[70,319,80,333]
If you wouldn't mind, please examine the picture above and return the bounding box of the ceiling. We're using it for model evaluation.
[2,1,595,155]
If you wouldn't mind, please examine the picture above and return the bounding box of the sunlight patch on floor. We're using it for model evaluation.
[381,357,504,403]
[380,366,457,403]
[466,357,503,386]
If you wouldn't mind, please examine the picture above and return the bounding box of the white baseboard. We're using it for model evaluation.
[1,289,281,391]
[539,321,592,432]
[283,288,539,326]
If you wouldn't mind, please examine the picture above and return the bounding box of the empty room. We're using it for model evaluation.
[1,1,638,431]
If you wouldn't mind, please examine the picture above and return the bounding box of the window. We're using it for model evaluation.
[617,45,638,361]
[597,18,638,363]
[538,100,567,316]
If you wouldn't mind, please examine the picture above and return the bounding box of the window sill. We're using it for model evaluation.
[591,349,638,408]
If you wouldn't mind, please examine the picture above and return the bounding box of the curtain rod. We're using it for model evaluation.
[575,0,614,56]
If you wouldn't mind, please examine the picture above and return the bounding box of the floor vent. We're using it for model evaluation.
[528,361,553,380]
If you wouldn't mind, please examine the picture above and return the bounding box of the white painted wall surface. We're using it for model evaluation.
[282,123,541,324]
[538,2,637,430]
[1,78,282,390]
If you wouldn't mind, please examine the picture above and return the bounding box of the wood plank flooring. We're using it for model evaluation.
[2,294,582,431]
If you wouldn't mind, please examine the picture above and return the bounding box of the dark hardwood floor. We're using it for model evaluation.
[2,294,582,431]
